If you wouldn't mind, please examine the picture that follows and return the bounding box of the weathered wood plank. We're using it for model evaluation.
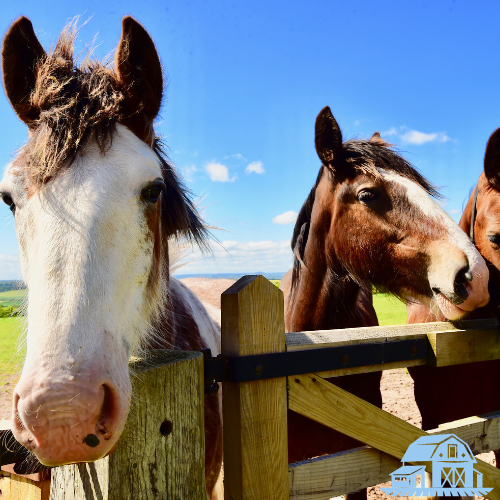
[312,359,427,379]
[0,472,10,500]
[0,472,50,500]
[288,410,500,499]
[289,446,398,500]
[431,410,500,453]
[427,328,500,367]
[288,373,500,500]
[221,275,289,500]
[50,350,206,500]
[285,318,498,351]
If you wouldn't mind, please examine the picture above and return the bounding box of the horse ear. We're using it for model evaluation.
[484,128,500,188]
[370,131,386,146]
[115,16,163,126]
[315,106,343,167]
[2,17,46,125]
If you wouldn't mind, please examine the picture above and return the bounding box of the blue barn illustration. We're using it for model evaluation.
[381,434,491,497]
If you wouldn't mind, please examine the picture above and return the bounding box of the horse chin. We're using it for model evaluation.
[433,293,468,321]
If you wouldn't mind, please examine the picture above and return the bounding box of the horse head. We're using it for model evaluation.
[0,17,206,466]
[288,106,489,325]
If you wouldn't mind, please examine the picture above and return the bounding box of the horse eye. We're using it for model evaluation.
[487,234,500,246]
[1,193,16,214]
[357,189,378,204]
[141,181,165,204]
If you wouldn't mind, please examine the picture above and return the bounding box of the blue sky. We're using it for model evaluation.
[1,0,500,278]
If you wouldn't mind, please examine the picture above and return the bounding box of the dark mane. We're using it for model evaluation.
[22,23,128,185]
[291,139,440,288]
[154,139,209,250]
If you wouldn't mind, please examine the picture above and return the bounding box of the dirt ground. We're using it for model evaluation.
[0,367,495,498]
[0,374,15,421]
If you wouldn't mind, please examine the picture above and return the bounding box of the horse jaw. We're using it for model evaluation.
[7,124,164,465]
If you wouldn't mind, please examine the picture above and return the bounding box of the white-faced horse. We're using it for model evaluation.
[0,17,222,498]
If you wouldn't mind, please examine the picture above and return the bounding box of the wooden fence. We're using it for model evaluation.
[1,351,206,499]
[3,274,500,499]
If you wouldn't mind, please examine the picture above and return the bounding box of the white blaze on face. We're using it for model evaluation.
[1,124,166,463]
[379,168,489,319]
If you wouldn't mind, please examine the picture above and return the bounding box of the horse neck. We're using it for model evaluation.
[287,227,377,332]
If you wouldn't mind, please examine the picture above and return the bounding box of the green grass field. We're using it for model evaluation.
[0,289,26,308]
[0,317,24,378]
[372,293,407,326]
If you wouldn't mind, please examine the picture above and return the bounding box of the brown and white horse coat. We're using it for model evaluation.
[0,17,222,498]
[282,107,489,499]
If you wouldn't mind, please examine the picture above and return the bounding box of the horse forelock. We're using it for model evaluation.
[15,21,152,187]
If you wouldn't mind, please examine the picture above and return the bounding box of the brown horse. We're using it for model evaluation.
[281,107,490,499]
[407,127,500,471]
[0,17,223,498]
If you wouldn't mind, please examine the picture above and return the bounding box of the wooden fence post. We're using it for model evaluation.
[50,350,206,500]
[221,275,289,500]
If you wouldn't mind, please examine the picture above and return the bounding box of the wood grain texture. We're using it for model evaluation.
[50,350,206,500]
[311,359,427,379]
[286,318,498,351]
[221,275,289,500]
[0,472,50,500]
[288,373,500,500]
[288,410,500,499]
[289,446,398,500]
[427,328,500,367]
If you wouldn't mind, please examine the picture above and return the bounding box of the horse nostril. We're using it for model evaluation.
[95,384,118,440]
[454,266,471,301]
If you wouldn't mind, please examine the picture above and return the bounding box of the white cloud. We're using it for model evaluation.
[180,164,197,182]
[205,162,237,182]
[0,254,21,280]
[381,127,398,137]
[245,161,265,175]
[354,120,361,126]
[224,153,246,160]
[448,208,460,215]
[400,130,451,145]
[379,127,452,145]
[272,210,298,225]
[172,239,293,274]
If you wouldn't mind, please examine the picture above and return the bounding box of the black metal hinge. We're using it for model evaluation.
[203,338,426,385]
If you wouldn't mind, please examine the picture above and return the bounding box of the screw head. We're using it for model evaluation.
[341,354,349,364]
[411,345,418,355]
[254,363,264,375]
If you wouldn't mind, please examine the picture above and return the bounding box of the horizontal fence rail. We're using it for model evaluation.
[205,317,500,383]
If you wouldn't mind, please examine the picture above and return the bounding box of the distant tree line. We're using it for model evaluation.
[0,280,26,293]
